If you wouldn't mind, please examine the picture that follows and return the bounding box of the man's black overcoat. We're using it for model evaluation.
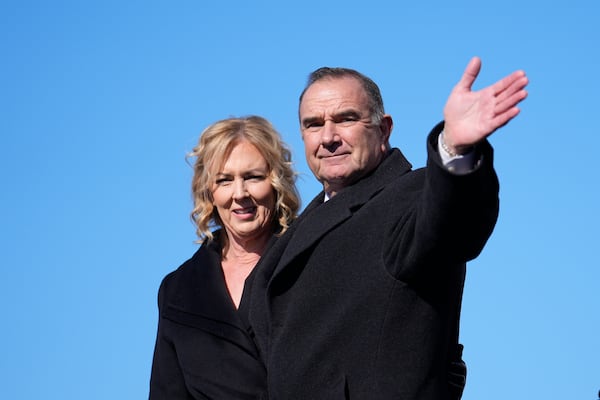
[248,123,499,399]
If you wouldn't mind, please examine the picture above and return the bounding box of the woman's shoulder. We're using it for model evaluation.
[161,242,213,284]
[157,235,223,305]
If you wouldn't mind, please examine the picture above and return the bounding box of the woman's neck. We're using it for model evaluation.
[220,229,272,309]
[221,230,271,263]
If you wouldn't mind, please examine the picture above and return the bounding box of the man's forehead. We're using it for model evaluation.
[300,77,369,115]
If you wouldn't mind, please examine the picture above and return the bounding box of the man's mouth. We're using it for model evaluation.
[320,152,349,159]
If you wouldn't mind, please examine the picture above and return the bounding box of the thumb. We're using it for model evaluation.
[456,56,482,91]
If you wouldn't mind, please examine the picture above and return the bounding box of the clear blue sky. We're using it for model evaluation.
[1,1,598,399]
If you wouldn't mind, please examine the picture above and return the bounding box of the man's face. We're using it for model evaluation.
[299,77,391,196]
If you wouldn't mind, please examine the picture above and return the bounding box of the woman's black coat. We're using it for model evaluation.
[149,235,266,399]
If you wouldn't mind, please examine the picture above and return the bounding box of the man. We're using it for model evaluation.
[248,57,528,399]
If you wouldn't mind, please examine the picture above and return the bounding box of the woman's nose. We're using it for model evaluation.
[232,179,248,199]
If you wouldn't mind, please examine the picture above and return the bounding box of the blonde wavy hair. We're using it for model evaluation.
[188,115,300,243]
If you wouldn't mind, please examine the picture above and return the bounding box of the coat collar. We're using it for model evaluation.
[168,232,234,319]
[163,231,258,352]
[267,149,412,290]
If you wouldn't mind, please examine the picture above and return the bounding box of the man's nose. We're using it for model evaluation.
[320,120,340,146]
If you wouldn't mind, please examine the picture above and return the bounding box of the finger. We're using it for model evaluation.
[491,106,521,131]
[496,89,528,115]
[456,56,482,91]
[495,75,529,104]
[492,70,527,96]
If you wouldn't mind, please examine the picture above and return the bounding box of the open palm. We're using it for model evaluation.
[443,57,528,152]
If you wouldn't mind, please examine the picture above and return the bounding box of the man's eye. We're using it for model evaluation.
[338,116,358,125]
[305,121,323,130]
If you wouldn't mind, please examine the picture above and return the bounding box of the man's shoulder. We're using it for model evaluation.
[370,149,425,189]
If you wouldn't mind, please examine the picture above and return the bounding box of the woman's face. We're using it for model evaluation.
[211,140,276,242]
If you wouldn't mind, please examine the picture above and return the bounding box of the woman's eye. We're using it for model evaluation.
[215,178,231,185]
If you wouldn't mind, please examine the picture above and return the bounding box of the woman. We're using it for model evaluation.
[149,116,300,399]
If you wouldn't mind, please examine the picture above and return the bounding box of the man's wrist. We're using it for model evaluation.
[440,130,473,156]
[438,132,479,174]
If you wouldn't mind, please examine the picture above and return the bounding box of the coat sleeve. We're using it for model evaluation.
[383,122,500,279]
[148,278,193,400]
[421,121,500,263]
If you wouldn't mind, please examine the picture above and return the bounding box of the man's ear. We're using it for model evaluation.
[380,114,393,149]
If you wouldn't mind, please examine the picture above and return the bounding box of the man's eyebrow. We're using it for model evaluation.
[301,116,322,126]
[301,109,362,126]
[333,109,361,119]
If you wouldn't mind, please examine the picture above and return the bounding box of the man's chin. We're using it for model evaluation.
[321,175,355,193]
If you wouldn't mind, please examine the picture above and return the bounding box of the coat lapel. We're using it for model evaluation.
[270,195,351,283]
[267,149,413,291]
[163,235,258,354]
[249,149,413,355]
